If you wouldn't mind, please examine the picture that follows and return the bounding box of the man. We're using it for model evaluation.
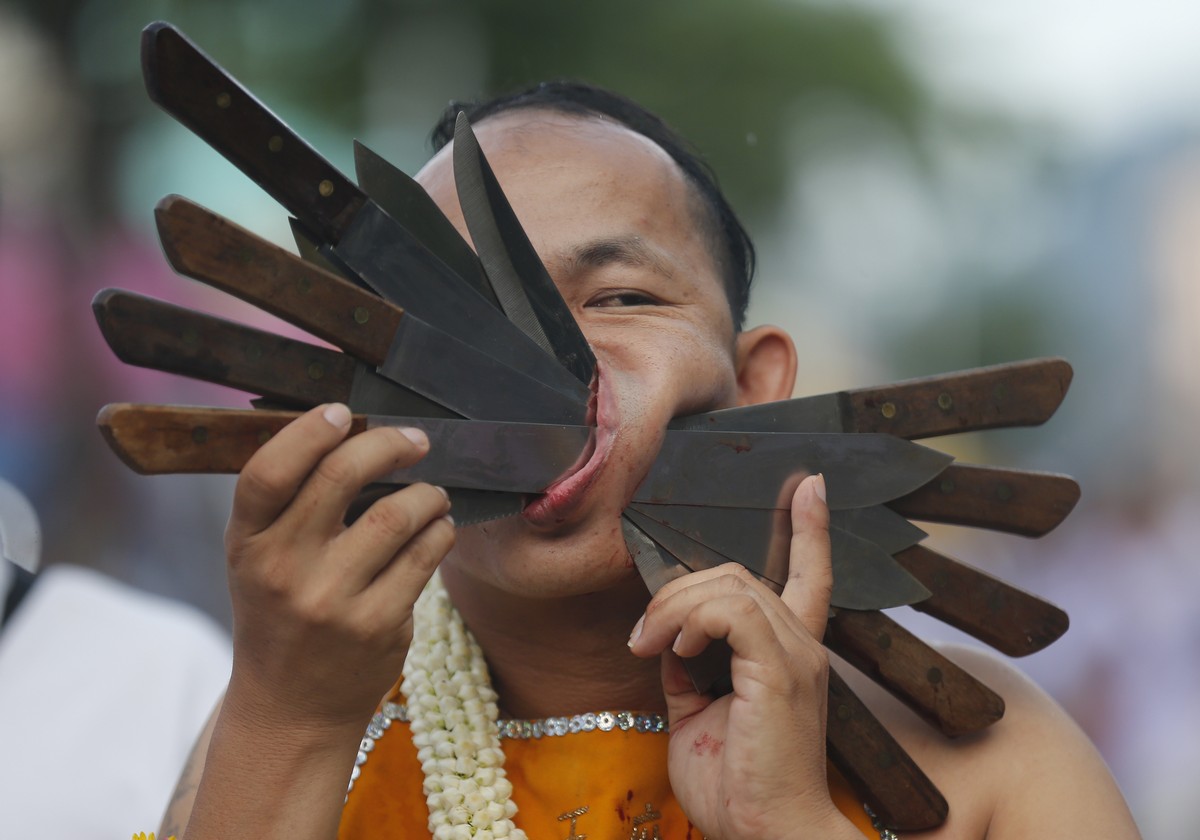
[158,83,1140,839]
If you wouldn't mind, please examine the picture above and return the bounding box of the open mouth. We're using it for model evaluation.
[522,364,615,525]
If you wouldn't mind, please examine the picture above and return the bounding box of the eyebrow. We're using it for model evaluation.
[560,236,675,280]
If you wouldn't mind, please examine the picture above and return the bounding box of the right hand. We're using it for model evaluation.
[222,402,454,731]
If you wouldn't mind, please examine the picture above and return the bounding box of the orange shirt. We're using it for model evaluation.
[339,708,878,839]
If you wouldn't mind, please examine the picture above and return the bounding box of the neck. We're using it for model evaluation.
[439,561,662,719]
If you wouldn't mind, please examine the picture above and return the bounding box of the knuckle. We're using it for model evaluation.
[237,461,290,502]
[311,454,361,492]
[362,498,418,539]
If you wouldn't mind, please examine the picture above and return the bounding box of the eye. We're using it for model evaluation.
[585,290,662,308]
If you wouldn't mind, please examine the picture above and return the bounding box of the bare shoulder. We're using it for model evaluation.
[834,644,1142,839]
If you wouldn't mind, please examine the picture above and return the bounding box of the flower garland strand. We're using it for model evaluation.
[401,573,528,840]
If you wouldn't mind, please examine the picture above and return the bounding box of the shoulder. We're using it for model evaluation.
[835,643,1142,839]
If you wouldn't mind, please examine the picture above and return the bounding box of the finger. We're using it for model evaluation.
[659,649,712,725]
[359,512,456,622]
[333,483,452,590]
[670,593,786,666]
[229,403,357,539]
[281,425,432,540]
[631,565,803,657]
[782,474,833,640]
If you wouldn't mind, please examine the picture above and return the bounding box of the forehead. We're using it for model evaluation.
[414,110,713,265]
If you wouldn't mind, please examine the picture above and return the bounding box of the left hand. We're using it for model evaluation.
[627,474,861,840]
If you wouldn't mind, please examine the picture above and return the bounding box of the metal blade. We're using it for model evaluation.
[348,484,521,529]
[627,504,929,609]
[636,430,953,510]
[453,113,597,386]
[334,201,591,402]
[353,139,499,308]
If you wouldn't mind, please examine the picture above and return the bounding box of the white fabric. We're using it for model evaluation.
[0,564,231,838]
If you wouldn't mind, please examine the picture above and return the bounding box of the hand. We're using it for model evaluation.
[223,403,454,732]
[627,475,861,840]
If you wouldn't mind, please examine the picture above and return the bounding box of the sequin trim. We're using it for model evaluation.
[347,704,667,795]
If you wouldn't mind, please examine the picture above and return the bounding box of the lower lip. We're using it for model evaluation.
[522,368,614,526]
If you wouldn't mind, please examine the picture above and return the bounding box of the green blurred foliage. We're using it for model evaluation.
[12,0,929,222]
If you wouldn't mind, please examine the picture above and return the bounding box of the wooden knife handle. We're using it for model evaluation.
[97,404,362,474]
[825,668,948,831]
[156,195,401,364]
[895,545,1069,657]
[825,609,1004,737]
[847,357,1073,438]
[92,288,355,408]
[141,22,363,241]
[888,463,1081,537]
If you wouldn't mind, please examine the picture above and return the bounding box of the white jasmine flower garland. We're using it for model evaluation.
[401,573,527,840]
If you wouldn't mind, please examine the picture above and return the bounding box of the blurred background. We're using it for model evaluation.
[1,0,1196,834]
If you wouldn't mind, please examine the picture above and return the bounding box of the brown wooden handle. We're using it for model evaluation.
[895,545,1069,656]
[826,609,1004,737]
[825,668,948,831]
[847,357,1073,438]
[155,195,401,363]
[92,288,355,408]
[141,22,363,241]
[97,403,366,474]
[888,463,1081,537]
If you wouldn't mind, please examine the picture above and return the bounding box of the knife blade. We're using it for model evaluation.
[624,501,931,607]
[154,196,587,425]
[141,22,590,407]
[353,139,499,309]
[670,357,1073,438]
[625,505,930,610]
[92,288,459,418]
[452,113,597,386]
[635,429,953,510]
[627,502,929,606]
[98,404,589,493]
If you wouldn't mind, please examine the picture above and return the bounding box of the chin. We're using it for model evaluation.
[445,513,641,600]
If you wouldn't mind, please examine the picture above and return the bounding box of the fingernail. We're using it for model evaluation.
[443,513,456,528]
[398,427,429,448]
[434,485,450,501]
[813,473,827,503]
[322,403,352,430]
[628,614,645,648]
[671,630,685,654]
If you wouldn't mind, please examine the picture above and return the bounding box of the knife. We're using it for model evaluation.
[154,196,586,425]
[452,113,597,386]
[671,357,1073,438]
[99,404,949,515]
[141,22,590,407]
[353,140,499,309]
[92,288,458,418]
[98,404,589,494]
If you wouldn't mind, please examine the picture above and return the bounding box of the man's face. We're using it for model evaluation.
[416,110,745,596]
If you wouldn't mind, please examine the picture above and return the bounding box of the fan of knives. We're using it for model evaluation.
[93,22,1082,831]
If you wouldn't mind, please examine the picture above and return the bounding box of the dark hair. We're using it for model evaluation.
[430,81,755,331]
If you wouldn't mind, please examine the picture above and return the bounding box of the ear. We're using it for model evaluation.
[734,324,797,406]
